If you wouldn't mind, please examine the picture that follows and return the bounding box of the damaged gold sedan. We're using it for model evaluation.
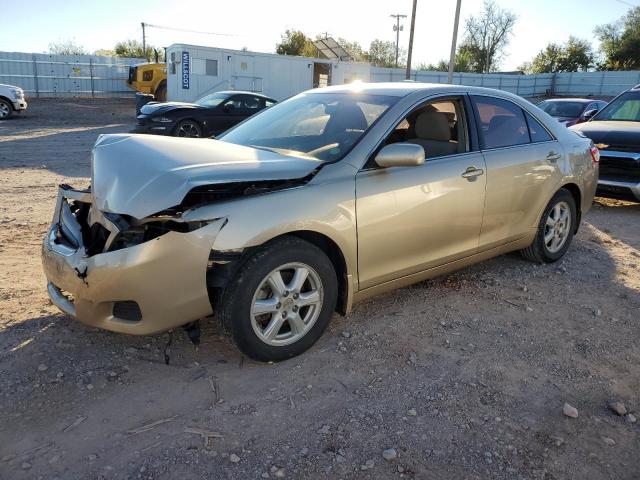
[42,83,598,361]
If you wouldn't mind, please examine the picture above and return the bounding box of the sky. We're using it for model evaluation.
[0,0,635,70]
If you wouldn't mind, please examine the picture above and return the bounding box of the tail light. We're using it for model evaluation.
[590,146,600,164]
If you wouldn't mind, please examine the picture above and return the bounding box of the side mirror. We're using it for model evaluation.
[223,104,235,113]
[583,109,597,120]
[375,143,425,168]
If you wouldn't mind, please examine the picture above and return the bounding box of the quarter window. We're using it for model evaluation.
[525,112,553,142]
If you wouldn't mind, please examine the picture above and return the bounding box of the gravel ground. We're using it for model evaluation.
[0,98,639,480]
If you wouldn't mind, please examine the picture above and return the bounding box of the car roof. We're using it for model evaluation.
[215,90,274,100]
[540,98,598,103]
[304,82,542,103]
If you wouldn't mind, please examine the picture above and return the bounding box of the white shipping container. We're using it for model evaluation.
[165,44,371,102]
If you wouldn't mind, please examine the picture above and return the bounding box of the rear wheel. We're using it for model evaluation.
[219,237,338,361]
[175,120,202,138]
[154,81,167,102]
[0,99,13,120]
[521,188,576,263]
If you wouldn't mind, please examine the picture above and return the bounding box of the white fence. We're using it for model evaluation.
[371,67,640,98]
[2,49,640,99]
[0,51,144,97]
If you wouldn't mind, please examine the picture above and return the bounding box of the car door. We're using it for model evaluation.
[469,94,564,251]
[209,95,246,135]
[356,96,487,290]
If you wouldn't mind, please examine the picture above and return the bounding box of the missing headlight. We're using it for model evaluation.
[108,219,215,251]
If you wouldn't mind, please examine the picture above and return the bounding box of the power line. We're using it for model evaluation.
[143,23,236,37]
[614,0,638,7]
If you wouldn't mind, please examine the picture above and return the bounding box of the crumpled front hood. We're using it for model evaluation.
[91,134,321,219]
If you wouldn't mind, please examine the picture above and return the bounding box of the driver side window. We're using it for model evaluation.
[223,97,243,109]
[380,97,469,160]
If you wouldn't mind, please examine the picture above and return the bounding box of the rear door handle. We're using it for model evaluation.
[461,166,484,179]
[546,152,561,162]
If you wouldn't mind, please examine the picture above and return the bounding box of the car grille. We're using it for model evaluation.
[599,152,640,183]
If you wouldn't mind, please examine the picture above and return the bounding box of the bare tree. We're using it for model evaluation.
[48,39,87,56]
[460,0,516,73]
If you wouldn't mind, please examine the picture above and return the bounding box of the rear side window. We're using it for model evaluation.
[471,96,530,149]
[525,112,553,142]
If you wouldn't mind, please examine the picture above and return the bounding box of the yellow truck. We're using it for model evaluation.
[127,62,168,101]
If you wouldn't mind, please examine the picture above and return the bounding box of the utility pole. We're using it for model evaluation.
[405,0,417,79]
[141,22,146,61]
[447,0,462,84]
[390,13,407,68]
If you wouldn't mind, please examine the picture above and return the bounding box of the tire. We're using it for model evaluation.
[174,120,202,138]
[521,188,576,263]
[219,237,338,362]
[154,81,167,102]
[0,99,13,120]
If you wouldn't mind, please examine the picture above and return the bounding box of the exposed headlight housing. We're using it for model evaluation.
[151,116,173,123]
[10,88,23,99]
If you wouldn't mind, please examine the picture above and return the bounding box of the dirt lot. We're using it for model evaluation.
[1,99,639,480]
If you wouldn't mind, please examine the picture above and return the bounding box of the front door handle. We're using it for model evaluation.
[546,152,561,162]
[461,166,484,179]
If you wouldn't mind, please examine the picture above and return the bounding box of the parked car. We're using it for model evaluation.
[0,83,27,119]
[537,98,607,127]
[42,83,598,361]
[570,85,640,202]
[133,90,276,138]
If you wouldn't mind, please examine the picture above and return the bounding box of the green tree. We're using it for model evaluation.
[595,6,640,70]
[367,39,405,68]
[336,38,368,62]
[416,49,473,73]
[521,37,594,73]
[93,48,115,57]
[114,39,163,61]
[48,39,87,55]
[460,0,517,73]
[276,30,317,57]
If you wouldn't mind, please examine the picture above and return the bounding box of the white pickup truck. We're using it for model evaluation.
[0,83,27,119]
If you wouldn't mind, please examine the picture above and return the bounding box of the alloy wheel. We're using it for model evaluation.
[177,122,201,137]
[0,102,10,119]
[250,262,324,346]
[544,201,571,253]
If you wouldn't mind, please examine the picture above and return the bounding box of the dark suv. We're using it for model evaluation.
[571,85,640,202]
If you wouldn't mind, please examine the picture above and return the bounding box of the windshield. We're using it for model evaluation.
[196,92,232,107]
[538,101,586,118]
[593,91,640,122]
[218,92,398,161]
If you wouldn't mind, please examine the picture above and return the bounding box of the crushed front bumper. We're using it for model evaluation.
[42,185,226,334]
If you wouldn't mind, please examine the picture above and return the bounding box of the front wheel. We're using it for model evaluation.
[218,237,338,361]
[521,188,576,263]
[174,120,202,138]
[0,99,13,120]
